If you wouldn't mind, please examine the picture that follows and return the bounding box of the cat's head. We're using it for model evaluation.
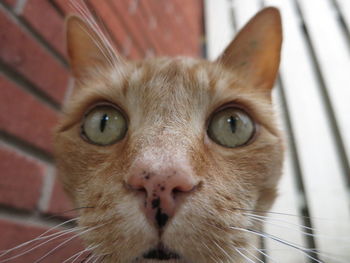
[54,7,283,263]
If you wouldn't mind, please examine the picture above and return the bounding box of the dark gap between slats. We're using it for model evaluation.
[227,0,238,33]
[277,77,319,262]
[329,0,350,51]
[293,0,350,198]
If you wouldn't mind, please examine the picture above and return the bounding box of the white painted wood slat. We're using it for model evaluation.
[298,0,350,166]
[203,0,234,60]
[231,0,261,28]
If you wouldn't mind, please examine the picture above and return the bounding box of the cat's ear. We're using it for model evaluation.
[217,7,282,92]
[65,15,117,78]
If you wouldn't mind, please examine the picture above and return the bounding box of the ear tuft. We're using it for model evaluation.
[65,15,113,79]
[217,7,282,92]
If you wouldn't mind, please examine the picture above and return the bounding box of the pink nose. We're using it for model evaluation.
[126,166,196,228]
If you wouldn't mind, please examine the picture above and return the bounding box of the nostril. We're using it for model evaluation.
[171,183,198,200]
[123,181,146,193]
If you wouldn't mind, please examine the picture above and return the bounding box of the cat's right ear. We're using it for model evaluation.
[216,7,282,93]
[65,16,117,79]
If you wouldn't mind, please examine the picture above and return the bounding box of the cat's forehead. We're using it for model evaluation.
[107,57,253,111]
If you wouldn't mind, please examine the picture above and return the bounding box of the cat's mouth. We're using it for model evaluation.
[142,245,181,261]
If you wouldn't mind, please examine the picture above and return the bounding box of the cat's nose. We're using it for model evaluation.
[126,167,197,228]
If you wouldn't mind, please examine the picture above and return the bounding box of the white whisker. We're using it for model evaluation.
[244,212,314,231]
[63,244,99,263]
[247,244,278,263]
[242,247,264,263]
[230,226,324,263]
[234,247,256,263]
[0,226,85,262]
[32,223,106,263]
[91,255,101,263]
[212,240,233,261]
[0,218,77,257]
[247,213,350,241]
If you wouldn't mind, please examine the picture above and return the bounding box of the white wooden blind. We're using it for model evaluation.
[204,0,350,262]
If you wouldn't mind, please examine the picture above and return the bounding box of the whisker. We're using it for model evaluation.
[79,251,93,263]
[0,226,85,262]
[234,247,256,263]
[247,213,350,242]
[242,247,264,263]
[84,254,98,263]
[63,245,99,263]
[212,240,233,261]
[231,207,347,221]
[70,1,117,65]
[0,218,78,257]
[32,223,106,263]
[247,244,278,263]
[244,212,315,231]
[45,207,94,220]
[230,226,325,263]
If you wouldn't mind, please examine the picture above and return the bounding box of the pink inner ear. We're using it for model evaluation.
[217,7,282,91]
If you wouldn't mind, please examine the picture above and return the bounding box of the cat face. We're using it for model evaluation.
[54,8,283,263]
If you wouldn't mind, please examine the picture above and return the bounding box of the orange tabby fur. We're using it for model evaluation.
[54,7,283,263]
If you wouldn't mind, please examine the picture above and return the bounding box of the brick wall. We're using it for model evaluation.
[0,0,203,261]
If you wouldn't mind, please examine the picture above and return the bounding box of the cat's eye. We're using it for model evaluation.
[207,107,255,148]
[82,105,127,145]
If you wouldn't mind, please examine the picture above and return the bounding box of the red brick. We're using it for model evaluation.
[0,147,44,210]
[140,0,177,56]
[88,0,143,59]
[143,0,189,55]
[0,75,59,153]
[0,219,84,263]
[173,0,203,56]
[47,178,76,219]
[20,0,66,57]
[123,0,165,56]
[0,9,69,103]
[108,1,152,57]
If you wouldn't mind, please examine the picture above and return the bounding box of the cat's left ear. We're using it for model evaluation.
[65,15,119,79]
[217,7,282,93]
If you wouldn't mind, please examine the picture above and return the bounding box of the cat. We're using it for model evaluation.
[4,7,284,263]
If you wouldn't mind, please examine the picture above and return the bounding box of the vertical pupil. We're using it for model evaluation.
[228,116,237,133]
[100,114,109,132]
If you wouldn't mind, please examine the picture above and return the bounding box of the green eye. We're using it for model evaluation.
[82,105,127,145]
[207,108,255,148]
